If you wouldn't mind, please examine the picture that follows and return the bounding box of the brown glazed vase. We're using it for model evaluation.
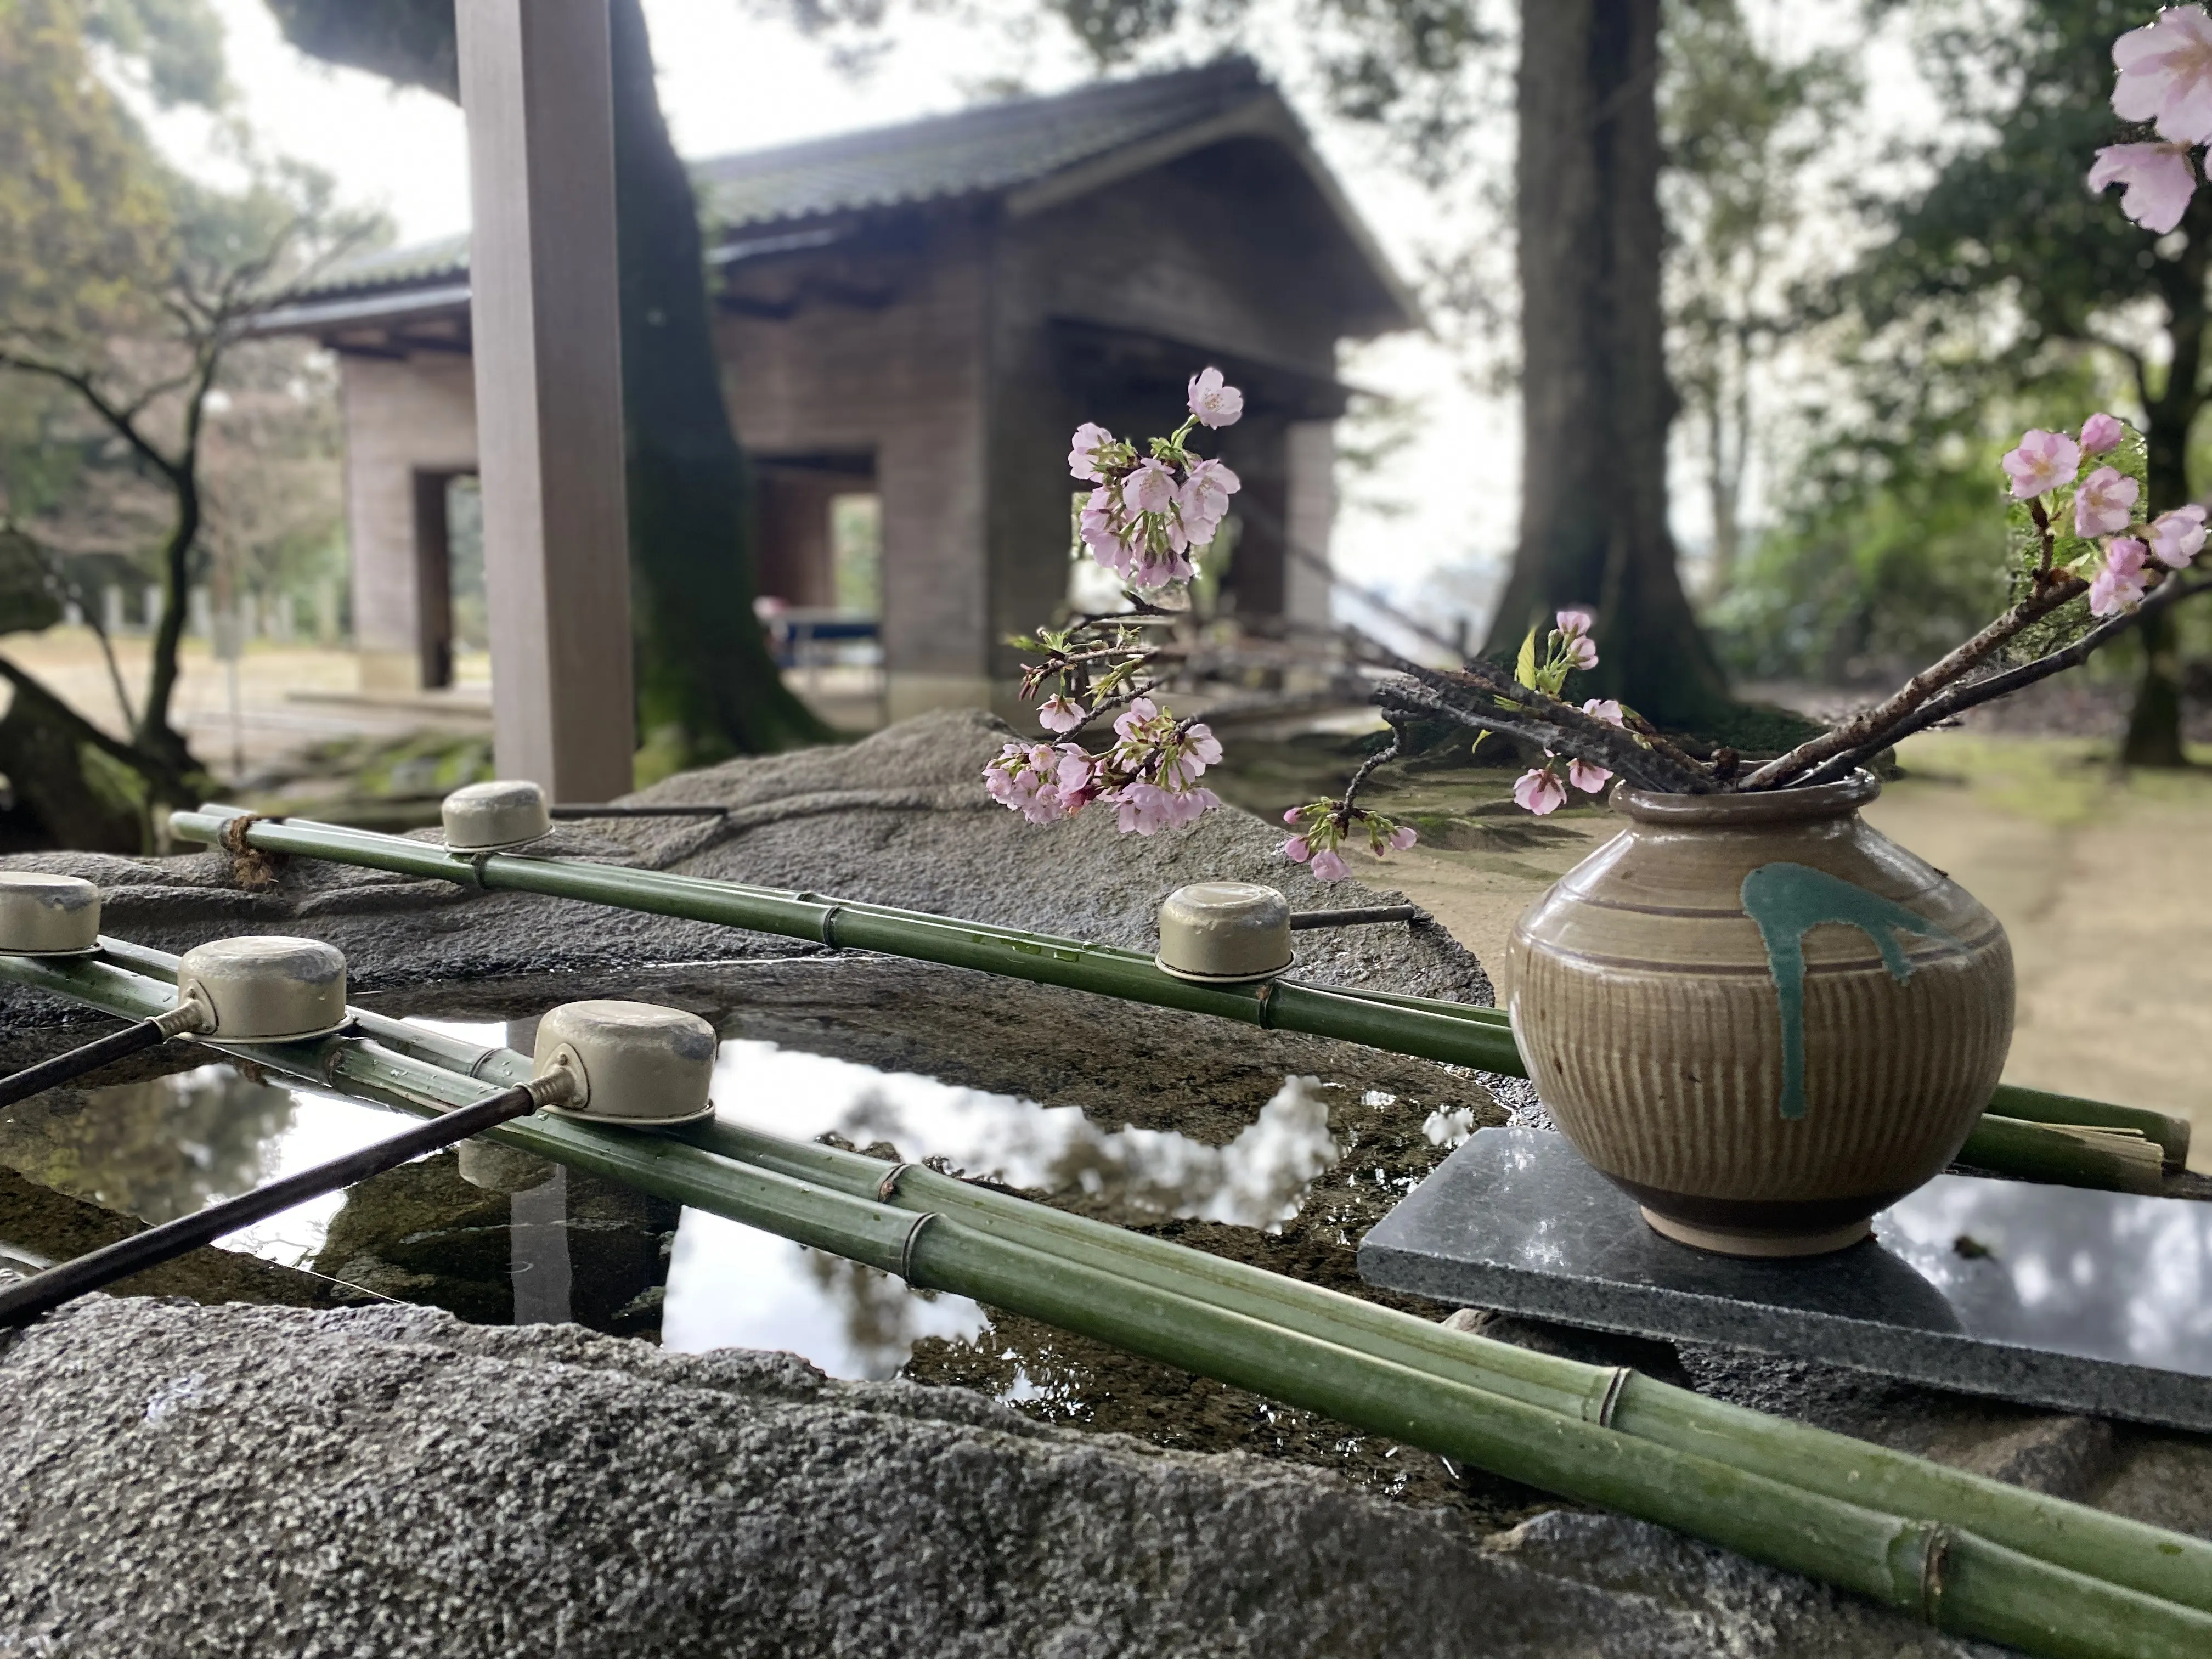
[1505,772,2014,1258]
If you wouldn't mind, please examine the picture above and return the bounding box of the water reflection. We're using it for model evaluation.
[708,1039,1338,1228]
[0,1064,296,1222]
[1,1017,1344,1385]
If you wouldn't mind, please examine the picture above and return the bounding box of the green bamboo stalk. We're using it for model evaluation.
[1957,1114,2165,1196]
[167,808,2186,1186]
[5,947,2210,1655]
[49,943,2212,1621]
[697,1117,2212,1620]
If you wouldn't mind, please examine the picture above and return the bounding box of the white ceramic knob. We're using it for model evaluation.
[441,780,552,852]
[176,936,349,1041]
[531,1000,716,1126]
[0,873,100,956]
[1155,882,1294,983]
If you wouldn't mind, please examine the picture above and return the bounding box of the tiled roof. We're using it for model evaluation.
[303,59,1270,301]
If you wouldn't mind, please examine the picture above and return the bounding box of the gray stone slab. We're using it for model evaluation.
[1358,1128,2212,1433]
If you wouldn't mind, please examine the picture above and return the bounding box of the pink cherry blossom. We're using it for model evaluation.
[1068,423,1115,482]
[2089,143,2197,234]
[2080,412,2126,454]
[1178,458,1242,544]
[2151,503,2208,568]
[1309,848,1351,881]
[1566,758,1613,794]
[1187,368,1245,429]
[2090,537,2152,617]
[2112,7,2212,144]
[1513,767,1568,816]
[1125,459,1178,515]
[1038,695,1084,733]
[1282,806,1304,826]
[2074,465,2141,537]
[2001,429,2083,500]
[1112,697,1159,741]
[1387,824,1419,851]
[1113,782,1176,836]
[1282,834,1311,862]
[1581,698,1625,727]
[1184,724,1223,769]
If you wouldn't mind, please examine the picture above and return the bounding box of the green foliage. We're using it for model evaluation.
[0,0,176,349]
[1721,0,2209,690]
[84,0,228,108]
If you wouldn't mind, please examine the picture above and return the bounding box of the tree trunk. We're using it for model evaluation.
[133,474,198,779]
[2124,226,2209,769]
[1488,0,1734,728]
[608,0,831,766]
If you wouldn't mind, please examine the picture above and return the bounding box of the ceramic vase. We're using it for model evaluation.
[1505,772,2014,1257]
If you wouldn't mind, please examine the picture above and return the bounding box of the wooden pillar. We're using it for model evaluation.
[456,0,635,799]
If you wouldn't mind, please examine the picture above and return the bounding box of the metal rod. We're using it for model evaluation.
[549,804,730,819]
[4,944,2210,1652]
[167,808,2192,1185]
[1286,905,1419,929]
[0,1013,174,1111]
[0,1078,555,1330]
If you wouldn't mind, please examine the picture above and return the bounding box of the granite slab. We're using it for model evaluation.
[1358,1128,2212,1432]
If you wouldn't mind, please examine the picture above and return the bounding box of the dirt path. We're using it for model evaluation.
[1372,732,2212,1171]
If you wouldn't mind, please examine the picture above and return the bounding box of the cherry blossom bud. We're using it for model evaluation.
[1187,368,1245,429]
[2088,143,2198,234]
[1068,422,1115,482]
[1513,767,1568,816]
[1309,848,1351,881]
[1283,806,1304,826]
[1038,695,1084,733]
[2080,412,2126,455]
[2111,7,2212,145]
[2001,429,2082,500]
[1387,824,1419,851]
[2150,504,2208,568]
[1283,834,1312,863]
[2074,465,2141,537]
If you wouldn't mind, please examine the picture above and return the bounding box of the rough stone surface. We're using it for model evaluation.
[0,1297,1999,1659]
[0,710,2199,1649]
[0,709,1486,1001]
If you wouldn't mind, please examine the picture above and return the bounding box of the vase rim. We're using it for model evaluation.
[1611,770,1880,825]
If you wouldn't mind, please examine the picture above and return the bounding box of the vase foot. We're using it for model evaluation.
[1638,1207,1873,1259]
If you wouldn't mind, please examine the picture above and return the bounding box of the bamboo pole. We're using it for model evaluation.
[9,943,2212,1640]
[168,809,2191,1185]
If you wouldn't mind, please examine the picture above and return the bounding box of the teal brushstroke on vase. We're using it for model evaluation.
[1738,862,1954,1121]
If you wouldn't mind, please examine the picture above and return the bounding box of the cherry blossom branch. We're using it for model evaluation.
[1372,667,1708,793]
[1739,571,2089,791]
[1792,570,2212,787]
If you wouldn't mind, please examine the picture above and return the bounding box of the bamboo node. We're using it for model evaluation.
[898,1211,940,1284]
[877,1162,915,1201]
[1584,1366,1632,1427]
